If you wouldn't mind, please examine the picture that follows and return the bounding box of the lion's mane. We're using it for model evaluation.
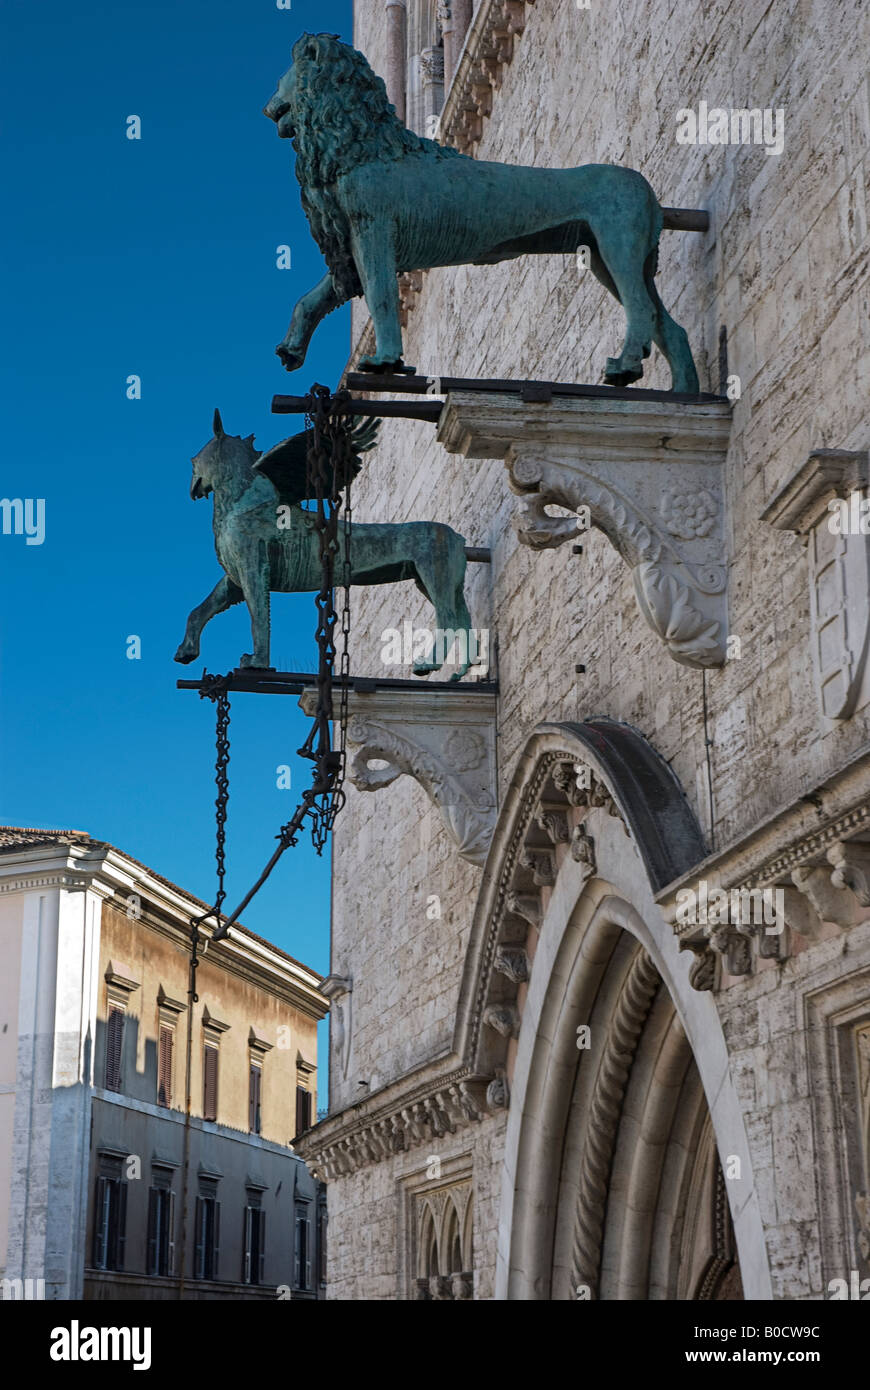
[289,33,466,302]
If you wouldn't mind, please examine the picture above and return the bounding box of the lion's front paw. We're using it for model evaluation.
[357,353,415,376]
[276,342,305,372]
[174,643,198,665]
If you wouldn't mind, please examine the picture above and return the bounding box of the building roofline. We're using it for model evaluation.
[0,824,324,988]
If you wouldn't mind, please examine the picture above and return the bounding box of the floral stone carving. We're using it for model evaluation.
[438,392,732,669]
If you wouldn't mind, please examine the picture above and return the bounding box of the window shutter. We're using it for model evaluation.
[167,1190,176,1276]
[203,1044,218,1122]
[213,1201,220,1281]
[295,1086,311,1137]
[257,1211,266,1286]
[116,1182,127,1271]
[93,1176,107,1267]
[194,1196,204,1279]
[249,1065,261,1133]
[304,1218,311,1290]
[243,1206,252,1283]
[158,1027,173,1107]
[294,1214,301,1287]
[105,1008,124,1091]
[146,1188,158,1275]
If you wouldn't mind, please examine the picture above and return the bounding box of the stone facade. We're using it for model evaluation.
[294,0,870,1299]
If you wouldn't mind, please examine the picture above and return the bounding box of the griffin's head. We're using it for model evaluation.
[189,409,227,500]
[189,409,257,500]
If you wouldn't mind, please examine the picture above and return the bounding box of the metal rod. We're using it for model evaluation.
[465,546,491,563]
[661,207,709,232]
[178,670,498,697]
[272,395,441,421]
[341,374,727,405]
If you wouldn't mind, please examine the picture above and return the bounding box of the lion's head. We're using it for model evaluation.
[265,33,464,301]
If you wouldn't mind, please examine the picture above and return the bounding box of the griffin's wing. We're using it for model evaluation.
[253,419,380,507]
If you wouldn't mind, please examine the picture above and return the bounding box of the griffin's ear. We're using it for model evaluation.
[213,408,225,437]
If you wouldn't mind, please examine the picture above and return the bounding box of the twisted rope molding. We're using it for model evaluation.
[571,948,660,1299]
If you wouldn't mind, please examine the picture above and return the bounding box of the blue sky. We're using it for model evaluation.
[1,0,353,1020]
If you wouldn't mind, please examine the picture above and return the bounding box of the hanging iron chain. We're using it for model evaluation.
[191,673,231,929]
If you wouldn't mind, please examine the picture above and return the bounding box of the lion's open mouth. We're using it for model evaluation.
[277,112,295,139]
[191,476,206,500]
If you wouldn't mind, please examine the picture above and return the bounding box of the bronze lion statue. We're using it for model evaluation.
[264,33,699,393]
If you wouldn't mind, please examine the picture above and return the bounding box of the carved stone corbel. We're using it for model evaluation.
[494,944,530,984]
[300,687,497,867]
[520,848,556,886]
[709,925,753,976]
[827,839,870,906]
[791,863,857,930]
[483,1004,520,1038]
[438,393,732,669]
[570,825,597,879]
[505,889,542,929]
[535,804,571,844]
[679,937,718,992]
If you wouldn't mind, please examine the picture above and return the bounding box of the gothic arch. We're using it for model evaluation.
[453,719,772,1299]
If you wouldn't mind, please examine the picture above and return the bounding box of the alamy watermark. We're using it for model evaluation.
[675,103,785,156]
[380,622,490,675]
[1,497,45,546]
[675,879,785,933]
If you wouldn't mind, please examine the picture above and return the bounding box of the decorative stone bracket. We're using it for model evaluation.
[438,392,732,669]
[300,686,498,867]
[669,832,870,991]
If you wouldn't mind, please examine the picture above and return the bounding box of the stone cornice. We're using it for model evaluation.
[292,1058,494,1178]
[439,0,536,153]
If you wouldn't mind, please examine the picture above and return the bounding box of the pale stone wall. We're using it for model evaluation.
[324,0,870,1297]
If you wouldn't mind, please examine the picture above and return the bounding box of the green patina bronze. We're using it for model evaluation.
[174,410,474,676]
[264,32,699,393]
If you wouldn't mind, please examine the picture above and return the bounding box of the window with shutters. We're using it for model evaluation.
[294,1199,312,1291]
[242,1198,266,1285]
[294,1084,312,1139]
[203,1042,219,1122]
[92,1165,127,1272]
[193,1182,221,1281]
[157,1025,174,1108]
[146,1171,176,1277]
[104,1006,125,1093]
[248,1062,262,1134]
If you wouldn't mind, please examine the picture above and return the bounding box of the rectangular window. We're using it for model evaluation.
[104,1006,125,1092]
[295,1085,312,1138]
[294,1201,312,1290]
[92,1175,127,1271]
[243,1204,266,1285]
[203,1043,219,1122]
[158,1025,174,1108]
[146,1183,176,1277]
[249,1063,262,1134]
[193,1192,221,1281]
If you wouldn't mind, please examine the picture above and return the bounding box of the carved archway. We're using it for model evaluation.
[452,720,772,1299]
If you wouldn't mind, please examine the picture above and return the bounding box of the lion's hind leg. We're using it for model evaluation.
[593,228,659,388]
[644,254,700,394]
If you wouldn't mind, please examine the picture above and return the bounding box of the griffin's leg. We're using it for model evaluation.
[174,575,244,664]
[353,228,407,373]
[240,583,272,669]
[277,273,342,373]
